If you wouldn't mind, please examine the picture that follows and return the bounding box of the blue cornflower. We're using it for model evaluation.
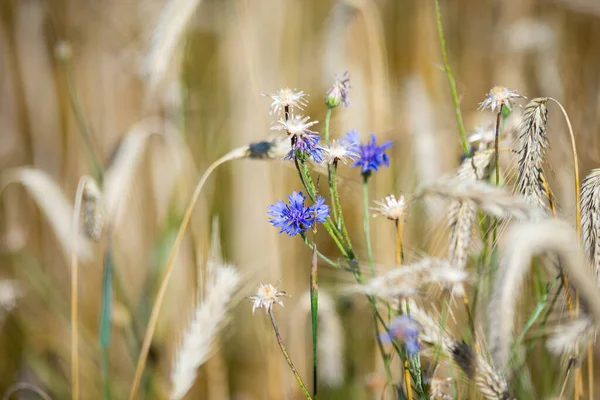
[379,315,421,358]
[283,132,324,163]
[344,131,391,176]
[268,191,330,237]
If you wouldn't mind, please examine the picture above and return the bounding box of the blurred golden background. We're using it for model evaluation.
[1,0,600,399]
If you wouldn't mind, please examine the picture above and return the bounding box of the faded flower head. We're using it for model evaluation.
[478,86,525,112]
[271,114,323,162]
[372,194,407,221]
[322,139,360,165]
[268,191,329,237]
[271,114,318,137]
[379,315,421,357]
[263,88,308,116]
[325,71,351,108]
[249,283,287,314]
[345,131,392,176]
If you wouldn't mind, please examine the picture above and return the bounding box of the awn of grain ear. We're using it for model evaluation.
[0,167,92,262]
[169,266,240,400]
[580,168,600,286]
[448,151,494,270]
[488,218,600,369]
[143,0,204,91]
[515,97,550,209]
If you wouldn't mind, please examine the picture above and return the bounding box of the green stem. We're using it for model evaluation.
[434,0,469,156]
[362,176,375,275]
[330,163,352,248]
[310,233,318,397]
[269,309,313,400]
[324,107,332,143]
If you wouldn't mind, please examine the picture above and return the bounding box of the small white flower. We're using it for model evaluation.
[249,283,287,314]
[478,86,525,112]
[263,88,308,116]
[271,114,318,136]
[322,139,359,165]
[372,194,407,221]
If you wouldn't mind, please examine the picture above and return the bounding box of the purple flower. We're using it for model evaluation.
[379,315,421,358]
[347,132,391,176]
[268,191,330,237]
[284,132,324,163]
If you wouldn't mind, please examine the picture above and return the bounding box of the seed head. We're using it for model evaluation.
[263,88,308,116]
[322,139,359,165]
[249,283,288,314]
[372,194,407,221]
[478,86,525,113]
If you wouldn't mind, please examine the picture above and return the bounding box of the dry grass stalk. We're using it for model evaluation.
[143,0,205,91]
[488,218,600,370]
[298,291,344,387]
[418,178,545,221]
[0,167,92,262]
[170,265,240,400]
[580,168,600,285]
[350,257,468,298]
[515,97,550,209]
[448,152,494,270]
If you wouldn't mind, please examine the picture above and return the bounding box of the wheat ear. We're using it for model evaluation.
[418,178,545,221]
[580,169,600,285]
[169,266,240,400]
[515,97,550,208]
[448,152,494,269]
[488,218,600,369]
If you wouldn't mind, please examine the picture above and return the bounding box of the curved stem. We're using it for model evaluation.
[548,98,580,239]
[269,309,313,400]
[2,383,52,400]
[128,149,244,400]
[71,177,89,400]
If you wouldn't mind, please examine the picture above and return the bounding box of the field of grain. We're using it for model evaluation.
[2,1,600,399]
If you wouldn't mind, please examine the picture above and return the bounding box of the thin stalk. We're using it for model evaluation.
[434,0,469,156]
[395,219,403,265]
[362,176,375,275]
[269,309,313,400]
[128,150,244,400]
[71,177,88,400]
[99,230,114,400]
[548,98,583,399]
[63,59,103,182]
[404,359,413,400]
[330,163,352,248]
[310,211,319,397]
[324,107,339,224]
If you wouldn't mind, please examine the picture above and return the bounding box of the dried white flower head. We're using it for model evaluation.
[263,88,308,116]
[270,114,318,136]
[249,283,287,314]
[478,86,525,112]
[372,194,407,221]
[322,139,359,165]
